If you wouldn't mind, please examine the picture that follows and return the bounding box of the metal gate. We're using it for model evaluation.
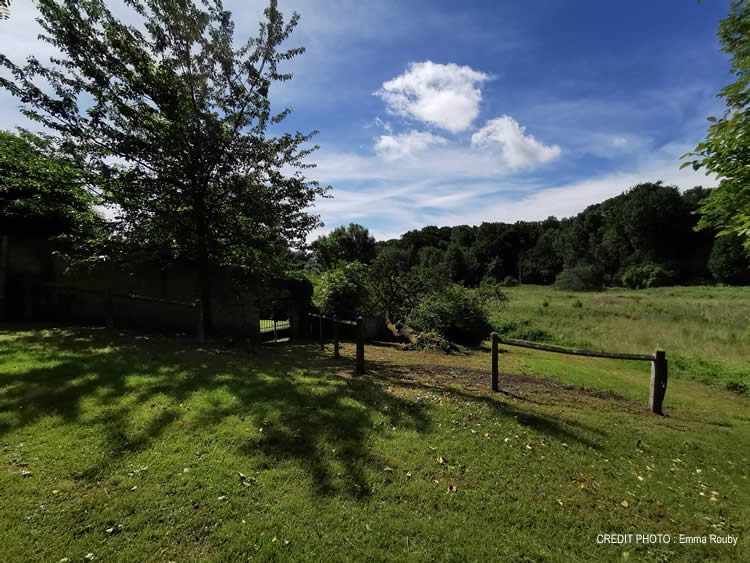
[259,298,291,343]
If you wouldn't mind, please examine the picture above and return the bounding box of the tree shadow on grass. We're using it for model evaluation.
[0,327,432,498]
[359,355,606,449]
[0,326,602,499]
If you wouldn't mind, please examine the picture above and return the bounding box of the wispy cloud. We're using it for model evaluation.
[307,139,715,241]
[374,130,448,161]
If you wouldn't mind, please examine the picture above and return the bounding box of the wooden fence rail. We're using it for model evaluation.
[490,333,668,415]
[308,312,365,374]
[41,283,205,344]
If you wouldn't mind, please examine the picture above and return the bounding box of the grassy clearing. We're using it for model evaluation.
[488,285,750,393]
[1,327,748,561]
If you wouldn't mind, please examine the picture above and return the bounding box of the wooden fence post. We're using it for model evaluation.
[355,316,365,375]
[650,349,668,415]
[333,315,340,359]
[491,332,499,392]
[105,288,114,329]
[319,314,324,350]
[24,281,34,320]
[194,298,205,346]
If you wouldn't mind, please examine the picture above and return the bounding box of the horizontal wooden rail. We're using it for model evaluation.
[42,283,104,296]
[308,313,365,374]
[307,312,358,326]
[495,336,655,361]
[117,292,193,308]
[491,333,668,415]
[43,283,193,308]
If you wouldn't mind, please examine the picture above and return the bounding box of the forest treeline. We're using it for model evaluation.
[309,182,750,290]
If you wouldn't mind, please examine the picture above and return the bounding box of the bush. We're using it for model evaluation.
[501,276,519,287]
[621,263,673,289]
[707,235,750,285]
[554,265,603,291]
[406,284,492,346]
[477,279,509,304]
[492,319,551,342]
[311,261,371,317]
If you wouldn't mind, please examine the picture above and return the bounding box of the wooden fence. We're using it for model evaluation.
[40,283,206,345]
[490,333,668,415]
[308,312,365,375]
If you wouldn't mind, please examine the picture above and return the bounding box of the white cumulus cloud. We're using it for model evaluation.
[374,130,448,160]
[375,61,490,133]
[471,115,561,168]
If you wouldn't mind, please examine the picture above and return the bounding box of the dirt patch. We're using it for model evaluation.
[358,356,640,412]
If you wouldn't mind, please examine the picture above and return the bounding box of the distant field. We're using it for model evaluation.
[487,285,750,393]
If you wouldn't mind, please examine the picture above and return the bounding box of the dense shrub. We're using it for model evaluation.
[492,319,551,342]
[707,235,750,285]
[406,284,492,346]
[311,261,371,317]
[621,263,673,289]
[477,279,509,304]
[501,276,519,287]
[554,265,604,291]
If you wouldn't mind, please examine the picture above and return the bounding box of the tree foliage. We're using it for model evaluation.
[621,263,673,289]
[310,223,377,270]
[310,261,371,317]
[0,0,327,327]
[683,0,750,244]
[708,234,750,284]
[369,182,724,290]
[0,130,99,245]
[405,284,492,346]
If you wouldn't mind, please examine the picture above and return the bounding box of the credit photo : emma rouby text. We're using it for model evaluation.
[596,533,738,546]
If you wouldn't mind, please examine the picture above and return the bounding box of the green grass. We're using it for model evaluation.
[488,285,750,393]
[1,326,749,561]
[259,319,290,332]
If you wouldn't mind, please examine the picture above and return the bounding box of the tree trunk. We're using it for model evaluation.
[198,262,213,334]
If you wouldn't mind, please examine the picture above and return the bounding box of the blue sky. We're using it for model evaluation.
[0,1,732,240]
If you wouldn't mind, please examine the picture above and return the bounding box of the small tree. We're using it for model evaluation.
[0,0,327,331]
[311,261,371,318]
[554,264,604,291]
[406,284,492,346]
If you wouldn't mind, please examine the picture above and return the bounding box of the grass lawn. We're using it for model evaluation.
[259,320,290,332]
[1,326,748,561]
[488,285,750,394]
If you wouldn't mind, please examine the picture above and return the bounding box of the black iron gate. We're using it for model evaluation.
[259,298,291,343]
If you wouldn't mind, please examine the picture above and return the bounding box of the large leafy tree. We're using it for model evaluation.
[0,0,327,329]
[0,130,99,244]
[683,0,750,245]
[310,223,377,269]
